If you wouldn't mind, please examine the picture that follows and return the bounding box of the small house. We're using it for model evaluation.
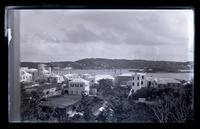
[69,78,90,95]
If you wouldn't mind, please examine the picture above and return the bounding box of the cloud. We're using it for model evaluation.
[64,24,99,43]
[20,10,192,46]
[60,24,123,44]
[19,10,194,62]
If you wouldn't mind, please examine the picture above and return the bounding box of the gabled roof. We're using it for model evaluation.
[64,73,79,78]
[156,78,181,84]
[70,77,89,83]
[95,74,115,84]
[26,68,38,73]
[20,69,32,77]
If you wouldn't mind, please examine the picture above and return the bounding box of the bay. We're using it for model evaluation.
[53,69,193,81]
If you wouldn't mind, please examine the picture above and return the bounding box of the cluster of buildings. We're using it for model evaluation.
[20,64,183,99]
[115,73,147,93]
[20,64,186,121]
[20,64,64,83]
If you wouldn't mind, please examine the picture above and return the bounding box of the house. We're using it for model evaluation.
[116,73,147,93]
[37,64,52,82]
[20,69,32,82]
[127,73,147,93]
[62,73,79,94]
[156,78,168,88]
[94,74,115,84]
[115,73,133,86]
[69,77,90,95]
[155,78,181,88]
[63,73,79,81]
[20,67,38,82]
[26,68,38,81]
[38,95,82,120]
[82,73,94,81]
[63,67,72,70]
[165,78,181,87]
[53,66,60,71]
[146,77,157,87]
[38,64,47,76]
[81,74,95,87]
[48,73,64,83]
[24,83,62,98]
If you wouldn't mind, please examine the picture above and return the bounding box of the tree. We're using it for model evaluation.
[97,79,113,97]
[81,90,88,98]
[96,106,115,123]
[149,85,194,123]
[21,88,45,121]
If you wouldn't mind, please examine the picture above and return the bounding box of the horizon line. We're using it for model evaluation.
[20,57,194,63]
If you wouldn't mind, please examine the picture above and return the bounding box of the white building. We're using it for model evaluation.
[24,83,61,98]
[48,73,64,83]
[82,73,93,80]
[116,73,147,93]
[127,73,147,93]
[94,74,115,84]
[63,67,72,70]
[26,68,38,81]
[20,69,32,82]
[37,64,52,82]
[146,77,157,87]
[63,73,79,81]
[115,73,133,86]
[38,64,51,76]
[155,78,181,88]
[81,74,95,86]
[69,78,90,95]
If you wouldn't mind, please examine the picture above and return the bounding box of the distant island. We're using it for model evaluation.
[21,58,193,73]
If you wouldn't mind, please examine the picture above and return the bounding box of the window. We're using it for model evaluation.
[148,82,151,86]
[132,82,134,86]
[142,76,144,79]
[133,77,134,80]
[75,84,79,87]
[141,81,143,85]
[46,91,49,95]
[80,84,83,87]
[137,77,139,80]
[137,82,139,86]
[71,84,74,87]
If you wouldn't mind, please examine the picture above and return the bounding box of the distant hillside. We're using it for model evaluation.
[21,58,193,72]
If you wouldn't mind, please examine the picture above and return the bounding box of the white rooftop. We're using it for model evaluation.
[50,73,60,78]
[146,77,157,81]
[64,73,78,77]
[159,78,181,83]
[27,68,38,73]
[156,78,181,84]
[95,74,115,84]
[118,72,146,77]
[20,69,32,76]
[70,77,89,84]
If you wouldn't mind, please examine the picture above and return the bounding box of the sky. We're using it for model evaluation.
[19,9,194,62]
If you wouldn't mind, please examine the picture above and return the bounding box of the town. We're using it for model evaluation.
[20,64,193,123]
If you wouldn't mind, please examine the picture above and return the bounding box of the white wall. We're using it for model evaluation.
[127,73,147,93]
[69,82,89,95]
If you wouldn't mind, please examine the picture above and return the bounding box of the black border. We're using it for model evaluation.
[1,0,199,129]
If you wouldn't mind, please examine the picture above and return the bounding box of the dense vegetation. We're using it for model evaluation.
[21,79,194,123]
